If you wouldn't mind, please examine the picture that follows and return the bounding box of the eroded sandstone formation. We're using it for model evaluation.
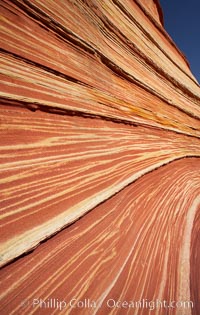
[0,0,200,314]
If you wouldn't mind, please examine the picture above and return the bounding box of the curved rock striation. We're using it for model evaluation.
[0,0,200,314]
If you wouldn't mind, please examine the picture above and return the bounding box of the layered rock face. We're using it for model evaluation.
[0,0,200,314]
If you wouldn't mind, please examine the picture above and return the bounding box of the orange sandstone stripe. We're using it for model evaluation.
[1,105,200,266]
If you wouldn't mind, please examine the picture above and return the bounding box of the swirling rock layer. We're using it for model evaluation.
[0,0,200,314]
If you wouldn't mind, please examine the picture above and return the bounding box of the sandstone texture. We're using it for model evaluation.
[0,0,200,314]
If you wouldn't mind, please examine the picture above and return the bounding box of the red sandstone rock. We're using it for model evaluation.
[0,0,199,314]
[0,159,199,315]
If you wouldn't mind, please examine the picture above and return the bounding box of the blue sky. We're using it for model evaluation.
[160,0,200,83]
